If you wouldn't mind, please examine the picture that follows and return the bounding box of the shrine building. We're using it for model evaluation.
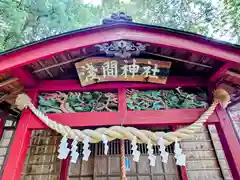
[0,13,239,180]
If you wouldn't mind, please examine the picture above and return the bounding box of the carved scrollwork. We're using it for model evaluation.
[38,88,208,113]
[38,91,118,113]
[126,88,208,110]
[95,40,149,58]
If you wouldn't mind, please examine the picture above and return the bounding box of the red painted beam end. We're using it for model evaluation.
[11,67,38,88]
[208,62,233,83]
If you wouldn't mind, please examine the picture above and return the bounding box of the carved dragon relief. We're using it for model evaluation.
[38,91,118,113]
[38,89,208,113]
[126,88,208,110]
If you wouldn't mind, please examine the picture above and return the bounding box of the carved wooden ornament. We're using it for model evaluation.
[75,57,171,86]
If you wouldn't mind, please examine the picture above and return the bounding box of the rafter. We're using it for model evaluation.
[0,87,24,105]
[0,77,18,88]
[146,52,212,68]
[32,53,98,74]
[226,70,240,79]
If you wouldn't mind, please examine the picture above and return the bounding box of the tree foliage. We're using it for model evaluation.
[0,0,239,52]
[223,0,240,43]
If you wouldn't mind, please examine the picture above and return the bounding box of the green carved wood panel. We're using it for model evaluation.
[38,88,208,113]
[38,91,118,113]
[126,88,208,110]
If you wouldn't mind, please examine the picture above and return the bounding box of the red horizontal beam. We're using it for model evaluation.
[126,109,218,126]
[36,77,205,92]
[28,109,219,129]
[0,26,239,73]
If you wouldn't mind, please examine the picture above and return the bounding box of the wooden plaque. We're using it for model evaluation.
[75,57,171,86]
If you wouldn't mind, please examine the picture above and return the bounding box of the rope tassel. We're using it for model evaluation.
[102,134,109,155]
[174,138,186,166]
[58,136,70,160]
[158,136,169,163]
[70,138,79,163]
[131,136,140,162]
[147,139,156,167]
[82,136,91,161]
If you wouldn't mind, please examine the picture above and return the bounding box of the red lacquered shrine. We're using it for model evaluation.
[0,13,239,180]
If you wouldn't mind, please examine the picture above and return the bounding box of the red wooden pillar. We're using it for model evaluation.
[2,110,32,180]
[215,106,240,179]
[118,88,127,122]
[60,156,70,180]
[1,90,38,180]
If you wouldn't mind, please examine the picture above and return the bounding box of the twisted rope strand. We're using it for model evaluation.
[28,101,216,145]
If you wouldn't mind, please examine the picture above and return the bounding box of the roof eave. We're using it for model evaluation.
[0,22,239,56]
